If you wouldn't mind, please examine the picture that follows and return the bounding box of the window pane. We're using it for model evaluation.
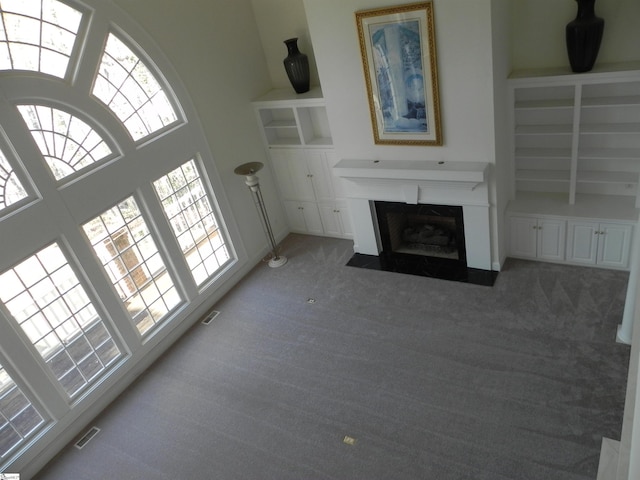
[93,33,178,141]
[0,147,28,211]
[83,196,181,335]
[0,0,83,78]
[17,105,113,181]
[153,160,232,286]
[0,243,123,398]
[0,362,46,459]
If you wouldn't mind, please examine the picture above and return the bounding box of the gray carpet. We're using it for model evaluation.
[35,234,630,480]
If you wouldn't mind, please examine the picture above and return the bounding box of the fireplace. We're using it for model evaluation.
[375,202,466,263]
[333,159,497,286]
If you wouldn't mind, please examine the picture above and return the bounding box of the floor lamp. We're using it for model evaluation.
[234,161,287,268]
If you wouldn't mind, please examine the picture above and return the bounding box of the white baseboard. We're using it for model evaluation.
[597,437,620,480]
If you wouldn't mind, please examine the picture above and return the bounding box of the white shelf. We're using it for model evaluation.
[253,87,332,147]
[515,98,573,109]
[577,171,638,185]
[515,124,573,135]
[508,192,640,222]
[581,123,640,134]
[582,95,640,107]
[579,148,640,160]
[516,169,570,183]
[515,147,572,160]
[263,119,297,129]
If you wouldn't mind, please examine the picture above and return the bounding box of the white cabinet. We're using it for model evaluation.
[509,67,640,207]
[318,201,352,238]
[507,206,634,270]
[566,221,633,268]
[283,201,324,235]
[269,148,351,238]
[509,215,566,261]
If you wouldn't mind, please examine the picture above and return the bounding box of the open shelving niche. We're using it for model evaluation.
[252,86,332,148]
[508,63,640,222]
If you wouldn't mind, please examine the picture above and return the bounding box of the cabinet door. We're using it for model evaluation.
[269,149,299,200]
[283,201,323,235]
[566,221,598,265]
[305,149,335,202]
[336,202,353,237]
[318,203,341,237]
[509,216,538,259]
[597,223,633,268]
[537,218,566,261]
[318,202,353,238]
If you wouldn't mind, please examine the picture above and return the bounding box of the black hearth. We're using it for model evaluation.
[347,201,497,286]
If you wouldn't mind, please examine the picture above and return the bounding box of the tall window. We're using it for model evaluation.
[83,197,181,335]
[0,0,235,471]
[0,362,45,460]
[0,243,122,397]
[153,160,231,286]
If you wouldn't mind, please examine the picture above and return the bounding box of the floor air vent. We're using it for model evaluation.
[202,310,220,325]
[75,426,101,449]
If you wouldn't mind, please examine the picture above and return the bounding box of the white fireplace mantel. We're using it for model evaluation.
[334,159,489,188]
[333,159,493,271]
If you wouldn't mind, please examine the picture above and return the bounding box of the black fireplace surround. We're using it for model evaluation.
[347,201,497,286]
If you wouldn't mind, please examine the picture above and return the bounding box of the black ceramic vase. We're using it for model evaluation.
[566,0,604,73]
[283,38,310,94]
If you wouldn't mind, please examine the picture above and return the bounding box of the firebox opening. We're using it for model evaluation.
[375,201,467,264]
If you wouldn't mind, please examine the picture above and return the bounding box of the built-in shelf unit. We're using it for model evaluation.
[506,64,640,270]
[252,87,352,239]
[509,64,640,209]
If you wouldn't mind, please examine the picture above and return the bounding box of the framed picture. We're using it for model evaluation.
[356,2,442,146]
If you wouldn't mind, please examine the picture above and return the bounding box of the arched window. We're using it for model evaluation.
[0,0,236,470]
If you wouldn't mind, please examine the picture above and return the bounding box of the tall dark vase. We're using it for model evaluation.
[283,38,310,94]
[566,0,604,73]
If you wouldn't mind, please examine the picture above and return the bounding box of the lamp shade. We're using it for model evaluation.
[234,162,263,176]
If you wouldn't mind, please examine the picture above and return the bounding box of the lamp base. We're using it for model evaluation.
[268,256,288,268]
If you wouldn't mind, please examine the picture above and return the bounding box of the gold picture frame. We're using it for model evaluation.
[356,2,442,146]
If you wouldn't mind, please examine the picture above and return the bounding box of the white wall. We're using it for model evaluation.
[511,0,640,71]
[490,0,512,267]
[304,0,497,163]
[250,0,320,89]
[113,0,288,256]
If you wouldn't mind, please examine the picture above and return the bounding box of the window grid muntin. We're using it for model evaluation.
[0,147,28,212]
[92,33,178,141]
[0,361,46,460]
[154,160,231,286]
[0,243,123,399]
[0,0,83,78]
[17,104,113,182]
[83,196,181,336]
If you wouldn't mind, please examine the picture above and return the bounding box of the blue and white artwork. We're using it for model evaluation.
[369,20,428,134]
